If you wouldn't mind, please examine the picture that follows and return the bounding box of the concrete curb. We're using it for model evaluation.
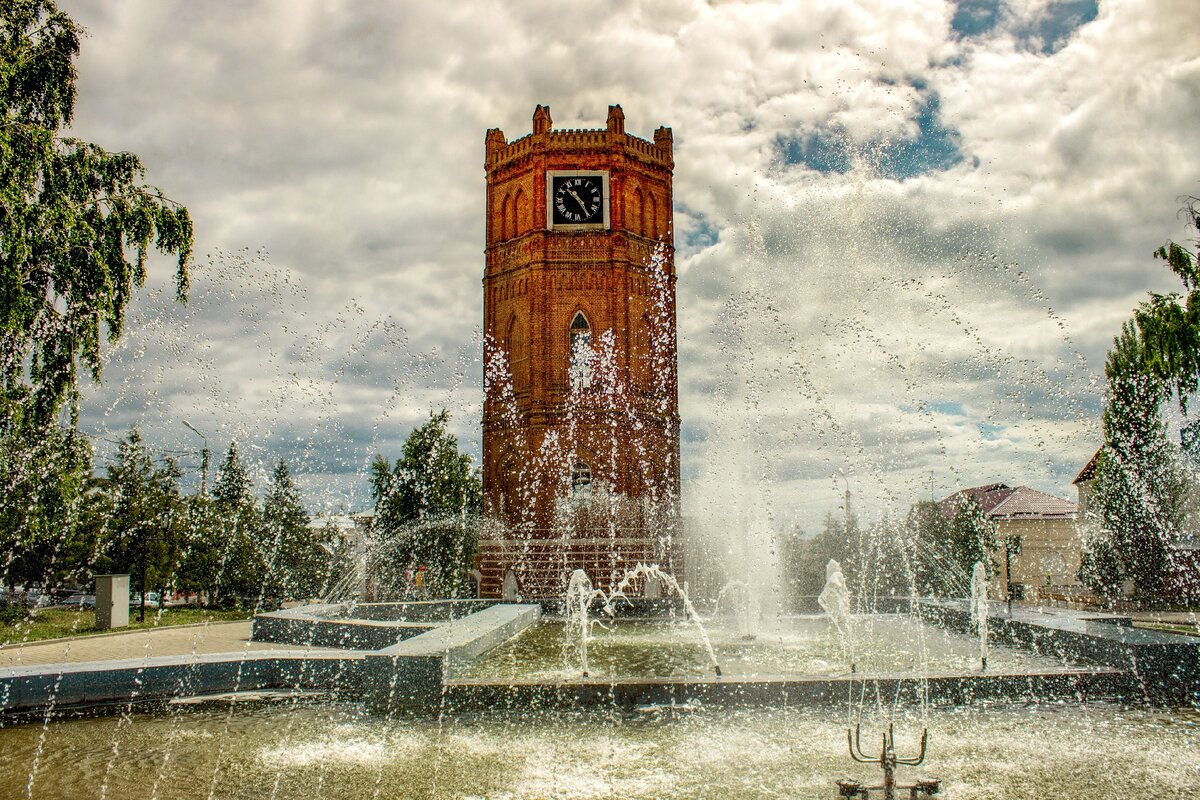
[918,598,1200,702]
[1,600,541,716]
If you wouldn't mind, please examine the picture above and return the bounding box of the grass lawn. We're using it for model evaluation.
[1132,620,1200,637]
[0,607,253,646]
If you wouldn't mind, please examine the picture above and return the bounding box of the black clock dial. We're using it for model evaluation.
[552,175,604,225]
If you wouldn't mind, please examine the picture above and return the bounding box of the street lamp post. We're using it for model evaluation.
[1004,534,1021,617]
[182,420,209,497]
[1005,536,1013,617]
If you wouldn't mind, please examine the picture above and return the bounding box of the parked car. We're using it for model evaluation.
[129,592,162,609]
[61,593,96,609]
[50,586,84,602]
[21,589,54,608]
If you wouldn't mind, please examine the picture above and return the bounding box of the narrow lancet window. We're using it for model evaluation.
[570,461,592,495]
[569,312,592,390]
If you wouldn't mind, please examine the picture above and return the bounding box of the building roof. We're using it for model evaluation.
[988,486,1077,519]
[937,483,1014,518]
[939,484,1077,521]
[307,512,373,532]
[1073,448,1102,484]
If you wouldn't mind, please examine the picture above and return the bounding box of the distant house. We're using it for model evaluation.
[308,511,374,545]
[940,483,1080,597]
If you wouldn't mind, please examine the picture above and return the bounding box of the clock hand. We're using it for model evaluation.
[566,188,590,215]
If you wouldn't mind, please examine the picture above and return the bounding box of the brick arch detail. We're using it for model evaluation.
[506,312,528,393]
[631,184,645,235]
[501,193,513,240]
[514,188,526,235]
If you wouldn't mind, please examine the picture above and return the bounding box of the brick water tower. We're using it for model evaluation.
[479,105,681,598]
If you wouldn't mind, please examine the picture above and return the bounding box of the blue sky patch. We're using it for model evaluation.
[1017,0,1098,54]
[978,422,1004,441]
[929,401,966,416]
[952,1,1098,53]
[681,210,719,252]
[775,90,964,181]
[775,127,852,174]
[951,0,1001,37]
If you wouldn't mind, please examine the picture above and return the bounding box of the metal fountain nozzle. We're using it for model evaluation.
[837,778,865,798]
[841,724,937,800]
[848,724,928,767]
[913,778,941,796]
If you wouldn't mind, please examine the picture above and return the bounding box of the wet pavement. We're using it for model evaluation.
[0,621,348,668]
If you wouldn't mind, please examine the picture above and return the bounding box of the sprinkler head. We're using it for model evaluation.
[835,778,864,798]
[914,777,941,795]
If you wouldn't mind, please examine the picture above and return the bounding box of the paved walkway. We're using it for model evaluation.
[0,621,350,668]
[1125,610,1200,625]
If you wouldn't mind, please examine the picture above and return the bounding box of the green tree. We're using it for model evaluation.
[949,494,999,580]
[1,0,193,430]
[1084,326,1186,599]
[97,428,183,621]
[904,499,958,596]
[0,1,192,598]
[208,442,264,605]
[1078,523,1122,598]
[261,460,327,601]
[0,421,90,591]
[1080,200,1200,601]
[370,410,482,598]
[1137,199,1200,412]
[175,493,217,602]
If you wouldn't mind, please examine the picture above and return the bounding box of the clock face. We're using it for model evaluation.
[551,174,604,226]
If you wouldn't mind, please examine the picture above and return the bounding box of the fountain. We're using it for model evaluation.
[607,563,722,677]
[819,559,853,638]
[969,561,989,672]
[563,568,602,676]
[714,580,760,640]
[560,564,722,679]
[0,33,1195,798]
[3,230,1198,797]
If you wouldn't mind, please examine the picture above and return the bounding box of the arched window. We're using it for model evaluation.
[514,189,525,235]
[506,314,527,393]
[499,456,518,515]
[502,568,520,600]
[569,311,592,390]
[570,461,592,495]
[500,194,512,240]
[632,186,644,235]
[636,311,651,391]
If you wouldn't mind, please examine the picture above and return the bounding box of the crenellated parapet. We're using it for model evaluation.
[485,104,673,171]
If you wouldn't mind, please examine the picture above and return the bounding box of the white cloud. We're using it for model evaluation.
[57,0,1200,526]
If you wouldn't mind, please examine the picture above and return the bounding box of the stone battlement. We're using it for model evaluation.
[485,104,672,169]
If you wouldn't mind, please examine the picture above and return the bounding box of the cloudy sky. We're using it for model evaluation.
[59,0,1200,529]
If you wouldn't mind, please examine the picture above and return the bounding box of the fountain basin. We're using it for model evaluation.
[4,601,1195,716]
[1,699,1195,799]
[452,616,1070,682]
